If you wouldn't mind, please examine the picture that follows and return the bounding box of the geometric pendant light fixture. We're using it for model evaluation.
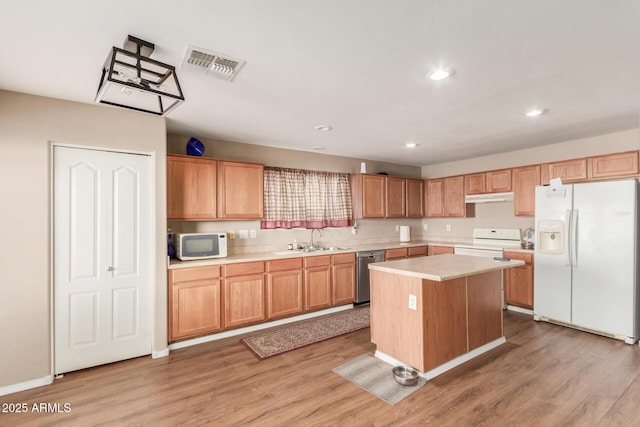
[95,35,185,116]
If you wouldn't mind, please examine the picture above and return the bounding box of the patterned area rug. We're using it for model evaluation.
[240,307,370,359]
[332,354,427,405]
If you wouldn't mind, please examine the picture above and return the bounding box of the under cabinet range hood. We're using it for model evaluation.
[465,192,514,203]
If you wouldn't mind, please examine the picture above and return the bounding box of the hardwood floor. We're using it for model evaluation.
[3,310,640,426]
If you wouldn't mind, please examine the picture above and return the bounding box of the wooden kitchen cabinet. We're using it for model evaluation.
[486,169,512,193]
[217,160,264,219]
[169,265,222,341]
[385,247,408,260]
[426,176,474,218]
[428,245,454,256]
[465,173,486,195]
[332,253,356,305]
[504,251,534,309]
[167,154,217,220]
[222,262,266,328]
[587,151,639,180]
[351,174,386,218]
[407,245,428,258]
[406,178,425,217]
[512,165,540,217]
[266,258,304,319]
[304,255,332,311]
[385,176,406,217]
[541,158,588,184]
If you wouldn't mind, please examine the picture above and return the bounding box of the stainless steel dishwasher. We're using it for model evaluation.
[355,250,385,304]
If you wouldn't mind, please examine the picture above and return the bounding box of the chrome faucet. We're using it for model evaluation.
[310,228,322,249]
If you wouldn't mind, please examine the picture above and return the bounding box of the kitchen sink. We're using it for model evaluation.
[273,247,350,255]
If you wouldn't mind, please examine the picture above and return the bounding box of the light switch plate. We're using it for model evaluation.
[250,230,257,238]
[239,229,249,239]
[408,294,417,310]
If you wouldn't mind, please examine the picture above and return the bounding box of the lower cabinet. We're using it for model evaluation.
[428,245,454,256]
[504,251,534,309]
[168,266,222,341]
[385,247,408,260]
[332,253,356,305]
[266,258,304,319]
[223,262,266,329]
[304,255,332,311]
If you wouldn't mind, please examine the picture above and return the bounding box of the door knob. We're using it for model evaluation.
[106,266,114,272]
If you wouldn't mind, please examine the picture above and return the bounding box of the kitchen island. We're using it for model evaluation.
[369,254,525,379]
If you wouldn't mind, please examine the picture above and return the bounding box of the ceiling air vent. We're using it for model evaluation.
[182,46,245,81]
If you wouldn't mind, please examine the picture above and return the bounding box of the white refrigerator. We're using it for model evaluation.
[533,179,639,343]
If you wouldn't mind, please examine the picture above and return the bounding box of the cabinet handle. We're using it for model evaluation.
[106,266,114,272]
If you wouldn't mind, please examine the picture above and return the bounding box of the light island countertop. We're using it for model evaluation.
[368,253,525,281]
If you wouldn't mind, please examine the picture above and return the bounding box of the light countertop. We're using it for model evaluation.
[368,254,525,281]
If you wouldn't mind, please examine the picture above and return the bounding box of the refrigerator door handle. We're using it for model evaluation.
[571,209,579,267]
[565,209,573,266]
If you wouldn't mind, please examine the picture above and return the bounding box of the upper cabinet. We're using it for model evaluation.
[541,158,587,184]
[167,155,217,220]
[351,174,424,219]
[588,151,639,180]
[406,178,425,217]
[167,154,264,221]
[465,169,512,195]
[512,165,540,217]
[425,175,474,218]
[217,160,264,219]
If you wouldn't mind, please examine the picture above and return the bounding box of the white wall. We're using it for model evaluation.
[0,90,167,390]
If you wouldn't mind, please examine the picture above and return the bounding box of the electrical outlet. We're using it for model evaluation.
[446,224,451,232]
[228,230,236,239]
[408,294,417,310]
[395,224,399,232]
[423,223,428,231]
[250,230,257,239]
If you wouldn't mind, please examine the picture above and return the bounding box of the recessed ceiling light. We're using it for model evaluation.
[524,108,547,117]
[314,125,333,131]
[404,142,419,148]
[427,67,454,81]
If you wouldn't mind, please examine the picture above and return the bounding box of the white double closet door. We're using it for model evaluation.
[54,146,153,375]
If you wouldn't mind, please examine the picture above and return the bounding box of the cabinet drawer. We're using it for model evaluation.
[504,251,533,264]
[428,245,454,256]
[332,252,355,265]
[266,258,303,272]
[305,255,331,268]
[223,261,265,277]
[170,265,221,283]
[385,248,407,260]
[407,245,428,257]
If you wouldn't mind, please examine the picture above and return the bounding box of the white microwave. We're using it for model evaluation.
[175,233,227,260]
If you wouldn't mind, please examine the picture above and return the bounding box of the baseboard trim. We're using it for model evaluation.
[152,348,170,359]
[506,305,533,316]
[168,304,354,351]
[0,375,54,397]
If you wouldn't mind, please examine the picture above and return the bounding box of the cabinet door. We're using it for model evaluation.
[267,270,304,319]
[406,179,425,217]
[362,174,386,218]
[385,177,406,217]
[444,176,466,217]
[425,179,444,217]
[504,251,534,309]
[486,169,512,192]
[170,279,222,341]
[224,274,265,328]
[217,161,264,219]
[512,165,540,217]
[167,155,217,220]
[541,158,587,184]
[588,151,639,179]
[305,266,332,311]
[332,254,355,306]
[385,247,407,260]
[465,173,486,195]
[407,245,428,258]
[428,245,454,255]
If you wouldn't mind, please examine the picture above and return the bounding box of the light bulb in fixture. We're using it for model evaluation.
[525,108,547,117]
[314,125,333,131]
[427,67,454,81]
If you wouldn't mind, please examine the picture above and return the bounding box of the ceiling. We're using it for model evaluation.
[2,1,640,166]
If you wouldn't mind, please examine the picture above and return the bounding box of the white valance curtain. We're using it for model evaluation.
[260,167,353,229]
